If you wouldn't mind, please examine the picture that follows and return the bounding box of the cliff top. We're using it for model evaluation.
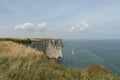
[0,38,62,43]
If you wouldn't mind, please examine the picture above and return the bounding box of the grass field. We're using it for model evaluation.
[0,41,119,80]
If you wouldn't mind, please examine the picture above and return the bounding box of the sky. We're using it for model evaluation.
[0,0,120,39]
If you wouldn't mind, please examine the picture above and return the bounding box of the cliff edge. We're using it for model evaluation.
[0,38,63,59]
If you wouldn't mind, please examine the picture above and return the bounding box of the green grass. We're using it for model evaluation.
[0,38,62,43]
[0,41,119,80]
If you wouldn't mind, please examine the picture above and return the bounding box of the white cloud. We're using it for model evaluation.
[70,21,89,32]
[14,22,47,30]
[0,22,48,38]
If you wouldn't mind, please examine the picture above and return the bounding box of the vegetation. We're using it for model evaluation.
[0,41,119,80]
[0,38,62,43]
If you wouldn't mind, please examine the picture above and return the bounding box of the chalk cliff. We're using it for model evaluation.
[27,39,63,59]
[0,38,63,59]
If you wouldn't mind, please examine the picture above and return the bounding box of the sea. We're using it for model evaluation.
[61,39,120,76]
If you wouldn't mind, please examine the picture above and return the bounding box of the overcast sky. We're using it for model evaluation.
[0,0,120,39]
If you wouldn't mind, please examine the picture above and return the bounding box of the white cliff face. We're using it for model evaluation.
[46,42,62,59]
[27,39,63,59]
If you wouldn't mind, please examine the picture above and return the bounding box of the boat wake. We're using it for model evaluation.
[72,48,75,55]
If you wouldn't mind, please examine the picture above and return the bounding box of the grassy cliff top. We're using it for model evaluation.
[0,38,62,43]
[0,41,119,80]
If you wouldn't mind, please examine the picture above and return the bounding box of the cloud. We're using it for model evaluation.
[69,21,89,32]
[14,22,47,30]
[0,22,48,38]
